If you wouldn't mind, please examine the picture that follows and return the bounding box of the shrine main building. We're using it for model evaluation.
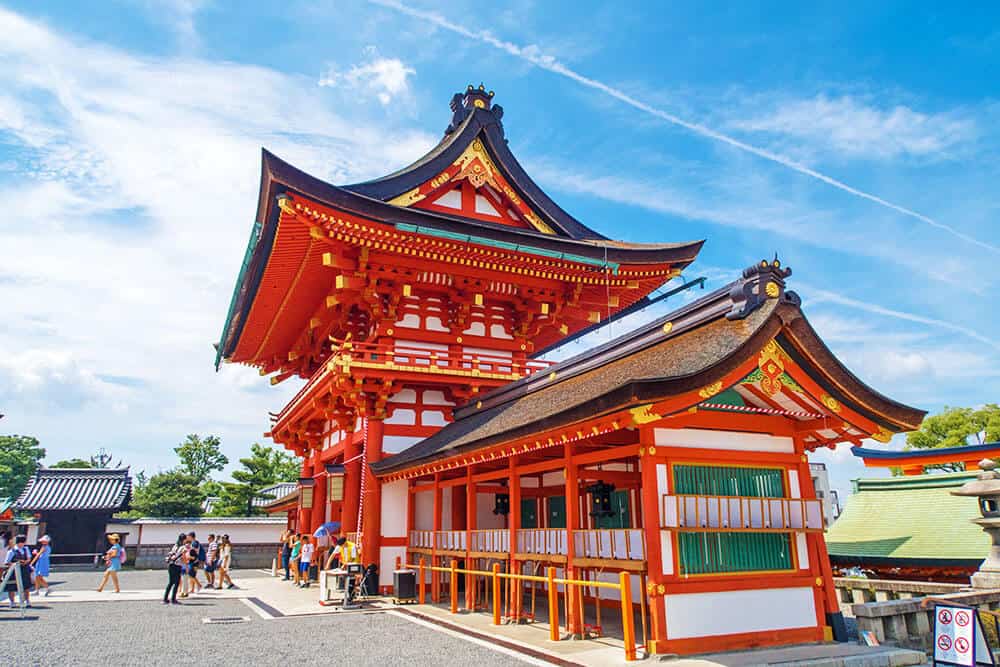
[216,87,925,654]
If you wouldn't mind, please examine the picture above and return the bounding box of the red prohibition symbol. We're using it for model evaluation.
[956,637,970,653]
[939,609,953,624]
[956,610,971,627]
[938,635,953,651]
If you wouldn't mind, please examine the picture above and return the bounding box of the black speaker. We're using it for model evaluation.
[493,492,510,515]
[362,564,379,596]
[587,480,616,518]
[394,569,416,600]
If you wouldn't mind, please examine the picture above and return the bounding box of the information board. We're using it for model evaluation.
[933,603,995,667]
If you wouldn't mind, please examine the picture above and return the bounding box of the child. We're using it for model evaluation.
[298,535,314,588]
[31,535,51,596]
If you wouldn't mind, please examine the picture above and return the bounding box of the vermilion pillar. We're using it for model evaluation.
[297,457,312,536]
[361,415,385,567]
[638,433,668,653]
[342,434,362,535]
[465,466,476,610]
[564,444,582,636]
[310,456,327,536]
[509,456,522,620]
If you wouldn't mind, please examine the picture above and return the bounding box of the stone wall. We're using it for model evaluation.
[132,543,279,570]
[835,576,966,616]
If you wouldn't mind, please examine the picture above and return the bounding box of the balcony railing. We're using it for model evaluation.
[661,494,824,532]
[573,529,645,560]
[409,528,647,561]
[329,341,554,381]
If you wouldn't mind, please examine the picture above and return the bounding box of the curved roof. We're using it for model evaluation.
[15,468,132,512]
[852,443,1000,462]
[373,261,926,475]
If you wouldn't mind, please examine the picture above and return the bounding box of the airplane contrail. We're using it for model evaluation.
[371,0,999,255]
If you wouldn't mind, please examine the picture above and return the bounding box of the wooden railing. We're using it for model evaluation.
[435,530,466,551]
[329,341,554,381]
[573,529,645,560]
[516,528,567,556]
[409,530,434,549]
[660,494,824,532]
[468,529,509,554]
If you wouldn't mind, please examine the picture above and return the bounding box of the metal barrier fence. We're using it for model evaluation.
[407,557,637,662]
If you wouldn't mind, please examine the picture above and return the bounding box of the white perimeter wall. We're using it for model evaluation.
[112,520,286,545]
[664,587,816,639]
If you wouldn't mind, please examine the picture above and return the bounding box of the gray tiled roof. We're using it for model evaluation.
[14,468,131,512]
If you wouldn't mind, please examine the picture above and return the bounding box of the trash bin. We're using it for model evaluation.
[362,564,379,596]
[394,569,416,600]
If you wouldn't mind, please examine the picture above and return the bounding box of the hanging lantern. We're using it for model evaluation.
[586,481,616,518]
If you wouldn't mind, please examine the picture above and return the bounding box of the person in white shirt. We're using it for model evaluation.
[298,535,315,588]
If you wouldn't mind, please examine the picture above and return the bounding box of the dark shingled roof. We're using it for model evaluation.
[14,468,132,512]
[372,261,927,475]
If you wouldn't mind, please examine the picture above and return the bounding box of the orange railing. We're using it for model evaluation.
[660,494,825,532]
[409,558,638,661]
[329,340,554,381]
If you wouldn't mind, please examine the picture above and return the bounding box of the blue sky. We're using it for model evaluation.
[2,1,998,504]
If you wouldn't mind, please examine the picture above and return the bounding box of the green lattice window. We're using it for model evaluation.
[674,465,793,574]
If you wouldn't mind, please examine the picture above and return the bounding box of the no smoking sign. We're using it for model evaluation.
[933,603,994,666]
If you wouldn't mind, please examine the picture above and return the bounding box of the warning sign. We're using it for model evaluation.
[933,603,995,666]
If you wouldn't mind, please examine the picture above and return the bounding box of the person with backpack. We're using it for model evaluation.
[163,533,187,604]
[184,531,204,596]
[4,535,33,608]
[96,533,123,593]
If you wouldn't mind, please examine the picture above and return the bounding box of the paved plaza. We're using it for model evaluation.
[2,569,547,666]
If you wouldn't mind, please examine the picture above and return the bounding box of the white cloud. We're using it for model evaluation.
[0,7,436,473]
[319,47,416,106]
[730,95,975,161]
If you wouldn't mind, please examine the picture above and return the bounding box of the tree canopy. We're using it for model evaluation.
[0,435,46,501]
[905,404,1000,472]
[129,470,205,517]
[212,443,299,516]
[174,434,228,485]
[50,458,93,469]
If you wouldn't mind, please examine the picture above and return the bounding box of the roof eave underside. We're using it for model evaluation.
[343,107,603,240]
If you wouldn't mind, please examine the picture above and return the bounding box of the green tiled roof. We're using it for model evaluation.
[826,472,989,563]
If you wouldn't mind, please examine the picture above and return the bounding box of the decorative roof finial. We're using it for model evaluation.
[727,254,797,320]
[446,85,504,134]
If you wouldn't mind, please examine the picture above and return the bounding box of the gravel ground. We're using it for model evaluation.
[3,570,538,667]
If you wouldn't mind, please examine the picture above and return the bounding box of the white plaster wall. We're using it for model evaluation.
[542,471,565,486]
[441,488,452,530]
[382,435,423,454]
[788,470,801,498]
[796,533,810,570]
[380,546,407,585]
[422,390,453,406]
[414,490,434,530]
[122,520,286,545]
[664,587,817,639]
[655,462,673,575]
[653,428,795,453]
[380,480,407,537]
[477,493,505,529]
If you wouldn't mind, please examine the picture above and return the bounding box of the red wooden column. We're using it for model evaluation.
[297,457,313,535]
[342,432,362,535]
[432,473,442,602]
[509,456,522,620]
[563,444,582,636]
[310,455,328,536]
[795,437,845,642]
[361,414,385,567]
[406,479,416,563]
[465,466,476,610]
[638,429,668,654]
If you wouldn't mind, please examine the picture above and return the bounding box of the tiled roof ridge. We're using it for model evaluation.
[456,257,798,418]
[855,472,979,491]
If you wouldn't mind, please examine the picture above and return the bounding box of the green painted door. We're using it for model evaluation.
[520,499,538,528]
[596,490,630,529]
[548,496,566,528]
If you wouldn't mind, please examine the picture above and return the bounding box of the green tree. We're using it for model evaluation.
[130,470,205,517]
[0,435,46,500]
[905,404,1000,472]
[174,434,228,485]
[212,443,299,516]
[50,458,93,469]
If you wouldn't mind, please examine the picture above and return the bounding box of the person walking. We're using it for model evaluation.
[184,532,204,596]
[298,535,314,588]
[30,535,52,597]
[163,533,187,604]
[289,534,302,586]
[280,533,292,581]
[216,535,236,590]
[96,534,123,593]
[204,534,218,589]
[4,535,33,608]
